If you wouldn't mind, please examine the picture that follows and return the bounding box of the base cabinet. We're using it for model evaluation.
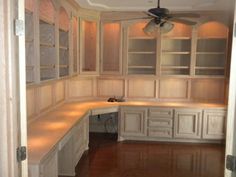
[40,148,58,177]
[174,109,202,139]
[120,107,147,137]
[202,109,226,140]
[120,106,226,143]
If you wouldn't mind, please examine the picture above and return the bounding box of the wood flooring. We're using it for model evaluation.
[61,133,225,177]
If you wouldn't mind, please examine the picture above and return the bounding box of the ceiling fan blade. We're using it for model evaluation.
[101,16,152,22]
[168,13,200,18]
[168,18,197,25]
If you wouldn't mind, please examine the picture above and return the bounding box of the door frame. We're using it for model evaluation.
[0,0,28,177]
[225,0,236,177]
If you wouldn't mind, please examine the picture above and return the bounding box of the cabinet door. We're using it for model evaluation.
[80,19,99,74]
[202,110,226,140]
[101,22,122,74]
[174,109,202,139]
[120,107,147,137]
[40,148,58,177]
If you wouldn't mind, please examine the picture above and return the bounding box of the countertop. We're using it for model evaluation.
[28,100,226,164]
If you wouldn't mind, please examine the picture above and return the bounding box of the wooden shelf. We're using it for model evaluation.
[162,51,190,55]
[128,66,155,69]
[129,51,156,54]
[162,37,191,40]
[40,65,55,69]
[197,37,227,40]
[40,42,55,47]
[59,46,69,50]
[129,37,156,40]
[196,52,225,55]
[59,65,69,68]
[162,66,189,69]
[195,67,225,70]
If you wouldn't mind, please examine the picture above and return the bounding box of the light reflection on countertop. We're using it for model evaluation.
[28,100,226,164]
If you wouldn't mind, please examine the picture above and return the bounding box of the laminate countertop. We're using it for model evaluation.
[27,100,226,164]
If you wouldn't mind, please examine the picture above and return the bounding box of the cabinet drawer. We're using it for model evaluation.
[149,108,173,118]
[148,128,172,138]
[148,118,173,128]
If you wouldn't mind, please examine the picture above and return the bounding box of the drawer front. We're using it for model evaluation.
[148,118,173,128]
[149,108,173,118]
[148,128,173,138]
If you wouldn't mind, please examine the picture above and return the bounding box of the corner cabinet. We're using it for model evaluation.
[80,18,99,74]
[120,107,147,137]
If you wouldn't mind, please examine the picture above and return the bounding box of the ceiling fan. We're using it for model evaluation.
[109,0,200,34]
[143,0,200,34]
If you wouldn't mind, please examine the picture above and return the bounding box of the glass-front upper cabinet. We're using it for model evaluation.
[80,19,99,74]
[101,22,122,75]
[59,7,70,77]
[72,16,79,74]
[25,0,36,84]
[39,0,57,81]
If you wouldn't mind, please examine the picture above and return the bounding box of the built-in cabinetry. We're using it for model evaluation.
[39,0,57,81]
[59,7,70,77]
[80,19,99,74]
[120,107,147,137]
[101,22,122,74]
[25,0,36,84]
[195,22,228,76]
[161,23,192,75]
[120,106,226,142]
[126,21,157,75]
[120,20,229,77]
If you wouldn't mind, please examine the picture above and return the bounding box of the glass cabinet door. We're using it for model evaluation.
[81,19,98,74]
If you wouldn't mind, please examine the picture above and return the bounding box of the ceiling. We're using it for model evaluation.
[75,0,230,11]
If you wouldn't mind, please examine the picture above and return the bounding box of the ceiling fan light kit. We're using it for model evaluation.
[142,0,199,35]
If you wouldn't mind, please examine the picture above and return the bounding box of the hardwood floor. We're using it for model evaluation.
[61,133,225,177]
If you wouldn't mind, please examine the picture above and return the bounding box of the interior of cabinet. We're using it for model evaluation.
[81,20,97,72]
[161,23,192,76]
[102,23,121,73]
[25,0,35,84]
[72,16,78,74]
[39,0,56,81]
[59,7,70,77]
[128,21,157,75]
[196,22,228,76]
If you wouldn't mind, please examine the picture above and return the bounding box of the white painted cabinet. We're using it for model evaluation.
[40,148,58,177]
[120,107,147,137]
[147,108,173,138]
[174,109,202,139]
[202,109,226,140]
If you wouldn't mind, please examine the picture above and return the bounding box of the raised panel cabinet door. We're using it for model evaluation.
[202,110,226,140]
[174,109,202,139]
[40,148,58,177]
[120,107,147,137]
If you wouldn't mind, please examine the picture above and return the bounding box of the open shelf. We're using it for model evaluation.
[161,23,192,76]
[195,21,228,77]
[127,21,157,75]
